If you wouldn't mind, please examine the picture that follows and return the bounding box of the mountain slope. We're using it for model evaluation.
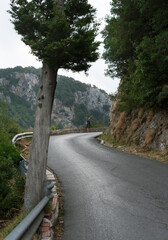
[0,67,111,129]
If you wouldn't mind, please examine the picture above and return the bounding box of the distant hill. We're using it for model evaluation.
[0,67,111,129]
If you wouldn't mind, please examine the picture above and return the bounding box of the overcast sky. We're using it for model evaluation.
[0,0,120,94]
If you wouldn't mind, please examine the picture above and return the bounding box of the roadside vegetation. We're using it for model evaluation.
[0,103,25,236]
[100,0,168,157]
[100,132,168,164]
[103,0,168,111]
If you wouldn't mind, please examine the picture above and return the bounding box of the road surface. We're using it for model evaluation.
[48,133,168,240]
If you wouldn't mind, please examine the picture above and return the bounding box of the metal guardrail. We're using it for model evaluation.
[13,129,105,176]
[4,194,53,240]
[12,132,33,176]
[5,129,104,239]
[50,127,107,135]
[12,132,33,145]
[4,132,54,240]
[19,157,29,176]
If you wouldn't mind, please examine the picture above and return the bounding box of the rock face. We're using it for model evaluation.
[52,86,111,128]
[52,99,74,128]
[75,87,110,112]
[0,72,38,103]
[106,99,168,151]
[0,69,111,128]
[11,73,39,102]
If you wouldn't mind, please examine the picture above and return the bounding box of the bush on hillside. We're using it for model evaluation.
[157,88,168,107]
[0,103,25,219]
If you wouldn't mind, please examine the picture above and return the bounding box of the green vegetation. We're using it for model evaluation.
[0,66,41,80]
[50,122,64,130]
[7,97,35,129]
[56,75,87,107]
[0,103,25,220]
[0,102,20,138]
[103,0,168,110]
[9,0,100,212]
[9,0,99,72]
[89,109,108,127]
[72,103,88,126]
[12,66,41,76]
[72,104,109,127]
[0,70,19,86]
[100,132,119,146]
[0,66,40,128]
[0,87,35,129]
[0,212,27,240]
[0,68,110,129]
[0,66,38,128]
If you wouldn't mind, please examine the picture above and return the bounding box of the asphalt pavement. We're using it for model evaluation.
[48,132,168,240]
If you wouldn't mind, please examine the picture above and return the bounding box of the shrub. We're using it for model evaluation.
[50,125,58,131]
[72,104,88,126]
[157,88,168,107]
[0,139,21,167]
[0,145,24,219]
[0,102,24,219]
[0,173,25,219]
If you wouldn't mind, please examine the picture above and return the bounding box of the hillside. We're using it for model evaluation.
[100,0,168,157]
[104,97,168,152]
[0,67,111,129]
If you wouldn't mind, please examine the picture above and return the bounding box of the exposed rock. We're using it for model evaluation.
[52,99,75,128]
[52,86,111,127]
[145,129,156,145]
[10,72,39,102]
[107,99,168,151]
[0,69,111,128]
[0,78,9,86]
[74,87,111,112]
[0,92,11,103]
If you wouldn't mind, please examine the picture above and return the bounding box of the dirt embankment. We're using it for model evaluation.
[102,105,168,163]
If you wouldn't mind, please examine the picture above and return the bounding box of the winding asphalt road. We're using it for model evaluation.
[48,133,168,240]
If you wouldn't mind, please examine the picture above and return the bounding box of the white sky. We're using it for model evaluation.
[0,0,120,94]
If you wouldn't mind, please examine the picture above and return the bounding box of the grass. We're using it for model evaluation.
[100,133,125,147]
[60,208,65,216]
[99,133,168,164]
[16,138,32,161]
[44,199,53,214]
[0,210,27,240]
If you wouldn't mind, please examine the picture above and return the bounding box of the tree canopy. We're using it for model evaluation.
[9,0,99,71]
[9,0,100,211]
[103,0,168,109]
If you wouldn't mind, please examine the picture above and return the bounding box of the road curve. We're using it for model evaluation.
[48,133,168,240]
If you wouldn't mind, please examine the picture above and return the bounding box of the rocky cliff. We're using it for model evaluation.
[0,67,111,129]
[103,89,168,154]
[52,84,111,128]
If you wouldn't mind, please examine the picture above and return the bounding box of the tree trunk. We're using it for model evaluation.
[24,62,58,211]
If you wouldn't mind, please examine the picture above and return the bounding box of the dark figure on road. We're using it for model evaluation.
[86,116,91,132]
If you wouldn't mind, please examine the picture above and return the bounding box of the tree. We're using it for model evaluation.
[103,0,168,109]
[9,0,99,211]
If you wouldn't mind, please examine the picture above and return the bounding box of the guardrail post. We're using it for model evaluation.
[19,158,28,176]
[43,179,55,199]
